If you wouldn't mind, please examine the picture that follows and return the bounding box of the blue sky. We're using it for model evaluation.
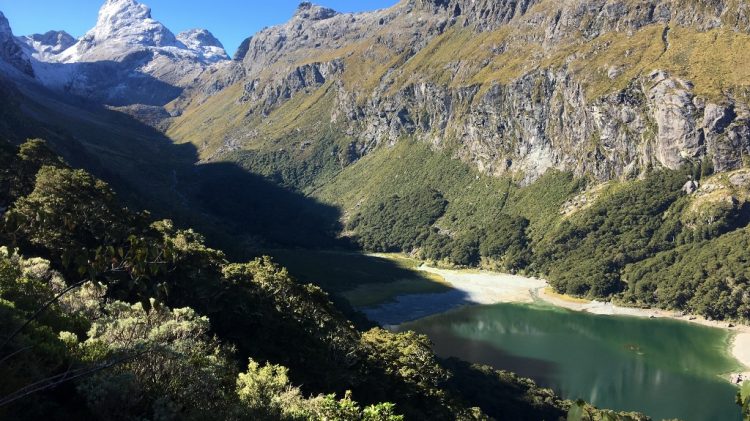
[0,0,398,56]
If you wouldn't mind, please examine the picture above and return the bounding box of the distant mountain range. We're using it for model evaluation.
[0,0,229,106]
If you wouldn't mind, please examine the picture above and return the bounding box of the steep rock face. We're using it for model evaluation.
[235,4,371,74]
[233,2,451,74]
[416,0,750,38]
[0,12,34,77]
[647,71,702,170]
[241,60,345,114]
[334,66,749,182]
[295,2,337,20]
[328,1,750,180]
[161,0,750,182]
[415,0,540,29]
[20,0,230,106]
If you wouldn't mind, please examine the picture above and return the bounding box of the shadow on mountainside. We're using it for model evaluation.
[0,73,345,259]
[33,53,184,106]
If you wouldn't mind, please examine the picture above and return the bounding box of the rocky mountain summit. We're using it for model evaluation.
[176,29,229,64]
[59,0,180,62]
[56,0,228,64]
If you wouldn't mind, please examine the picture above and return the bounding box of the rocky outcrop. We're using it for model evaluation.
[0,12,33,77]
[417,0,750,35]
[233,1,450,77]
[240,59,344,114]
[176,29,229,63]
[647,71,702,170]
[294,2,337,21]
[330,65,750,181]
[415,0,540,30]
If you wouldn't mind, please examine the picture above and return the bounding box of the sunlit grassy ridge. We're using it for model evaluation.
[314,139,517,229]
[167,83,248,158]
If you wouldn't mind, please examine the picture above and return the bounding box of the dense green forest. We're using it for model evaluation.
[0,138,654,420]
[321,140,750,322]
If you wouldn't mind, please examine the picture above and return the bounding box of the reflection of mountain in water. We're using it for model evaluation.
[403,303,742,421]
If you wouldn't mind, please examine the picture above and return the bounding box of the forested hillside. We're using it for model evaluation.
[0,138,655,420]
[318,139,750,321]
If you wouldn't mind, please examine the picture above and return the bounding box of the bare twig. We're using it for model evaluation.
[0,349,148,407]
[0,345,33,366]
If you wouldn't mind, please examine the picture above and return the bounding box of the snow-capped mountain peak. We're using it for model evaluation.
[177,29,230,63]
[59,0,178,62]
[92,0,176,46]
[18,31,76,61]
[1,0,230,106]
[51,0,229,66]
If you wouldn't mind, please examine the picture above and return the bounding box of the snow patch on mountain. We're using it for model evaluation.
[17,31,76,61]
[58,0,177,62]
[177,29,229,63]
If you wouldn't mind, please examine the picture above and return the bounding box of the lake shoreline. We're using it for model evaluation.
[413,264,750,383]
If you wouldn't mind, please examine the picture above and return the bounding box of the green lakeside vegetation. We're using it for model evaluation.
[206,131,750,323]
[0,138,653,420]
[307,139,750,322]
[739,382,750,420]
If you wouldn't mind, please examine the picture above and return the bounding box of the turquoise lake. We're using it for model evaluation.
[400,303,743,421]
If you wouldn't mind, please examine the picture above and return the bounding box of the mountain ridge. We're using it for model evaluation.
[17,30,76,61]
[164,0,750,183]
[0,11,34,77]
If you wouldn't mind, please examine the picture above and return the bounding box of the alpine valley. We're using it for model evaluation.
[1,0,750,420]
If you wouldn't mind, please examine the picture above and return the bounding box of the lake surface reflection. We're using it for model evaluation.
[400,303,742,421]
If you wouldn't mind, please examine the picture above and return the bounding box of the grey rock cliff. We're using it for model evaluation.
[0,12,34,77]
[182,0,750,182]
